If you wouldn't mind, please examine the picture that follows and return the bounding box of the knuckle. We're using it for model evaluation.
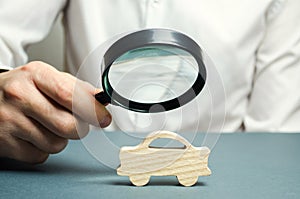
[25,61,46,71]
[33,152,49,164]
[48,138,68,154]
[56,116,77,137]
[20,62,35,72]
[24,151,49,165]
[2,80,26,102]
[53,78,73,106]
[19,61,43,74]
[0,106,14,124]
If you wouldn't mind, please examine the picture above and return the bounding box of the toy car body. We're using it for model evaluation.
[117,131,211,186]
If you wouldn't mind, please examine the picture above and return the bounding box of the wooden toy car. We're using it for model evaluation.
[117,131,211,186]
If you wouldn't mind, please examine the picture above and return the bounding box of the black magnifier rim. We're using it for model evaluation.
[99,28,206,113]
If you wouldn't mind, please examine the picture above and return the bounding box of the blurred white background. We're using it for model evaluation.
[27,15,64,71]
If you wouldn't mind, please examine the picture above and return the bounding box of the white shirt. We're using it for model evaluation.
[0,0,299,132]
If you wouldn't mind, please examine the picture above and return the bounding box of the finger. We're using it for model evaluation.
[1,103,69,153]
[4,135,49,164]
[72,80,112,128]
[29,62,112,127]
[12,115,69,154]
[74,115,90,139]
[6,82,89,139]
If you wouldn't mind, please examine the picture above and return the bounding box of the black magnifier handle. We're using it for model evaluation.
[95,91,111,105]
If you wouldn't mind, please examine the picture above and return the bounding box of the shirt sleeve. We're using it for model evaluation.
[244,0,300,132]
[0,0,67,68]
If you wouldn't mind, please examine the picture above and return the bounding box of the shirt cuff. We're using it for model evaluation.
[0,65,13,73]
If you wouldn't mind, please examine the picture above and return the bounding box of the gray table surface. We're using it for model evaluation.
[1,132,300,199]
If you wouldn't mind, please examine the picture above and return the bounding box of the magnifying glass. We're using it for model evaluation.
[95,29,206,113]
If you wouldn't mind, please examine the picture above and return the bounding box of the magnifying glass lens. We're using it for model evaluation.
[108,45,199,104]
[95,29,206,113]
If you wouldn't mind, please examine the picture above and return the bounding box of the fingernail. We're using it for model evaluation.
[100,115,112,128]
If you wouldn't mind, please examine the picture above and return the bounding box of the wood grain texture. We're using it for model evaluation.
[117,131,211,186]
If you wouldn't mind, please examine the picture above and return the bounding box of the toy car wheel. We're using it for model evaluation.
[129,175,150,186]
[177,175,198,187]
